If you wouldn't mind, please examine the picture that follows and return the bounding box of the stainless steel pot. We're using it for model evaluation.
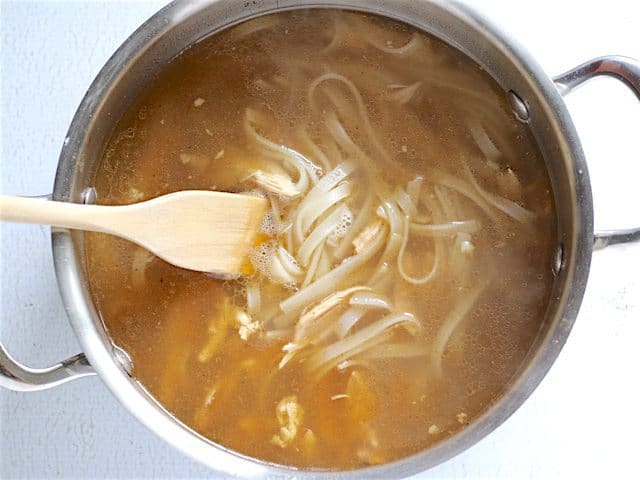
[1,1,639,477]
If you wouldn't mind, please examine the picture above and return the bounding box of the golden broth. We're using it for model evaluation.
[86,10,555,470]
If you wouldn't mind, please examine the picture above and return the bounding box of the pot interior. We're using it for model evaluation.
[52,1,593,477]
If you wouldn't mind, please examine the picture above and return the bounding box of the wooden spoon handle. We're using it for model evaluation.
[0,195,112,233]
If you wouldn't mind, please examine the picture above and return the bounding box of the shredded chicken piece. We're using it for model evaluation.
[278,342,298,369]
[302,429,317,456]
[346,370,378,423]
[352,220,384,254]
[330,394,349,400]
[271,395,304,448]
[193,97,205,107]
[246,170,300,198]
[357,447,386,465]
[203,384,218,407]
[131,247,154,289]
[279,286,372,368]
[127,187,145,202]
[198,298,230,362]
[198,323,225,361]
[428,424,440,435]
[192,382,219,430]
[363,423,380,448]
[337,360,354,371]
[296,286,371,339]
[456,412,468,424]
[356,425,385,467]
[179,153,211,171]
[236,309,262,341]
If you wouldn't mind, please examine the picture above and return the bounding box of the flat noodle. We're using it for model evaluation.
[130,247,154,289]
[280,223,387,317]
[296,127,332,172]
[387,82,422,104]
[306,312,420,378]
[410,220,480,237]
[432,282,487,377]
[293,162,356,244]
[245,108,317,193]
[397,215,441,285]
[309,73,393,167]
[333,193,374,260]
[462,163,536,223]
[424,168,501,223]
[298,204,350,266]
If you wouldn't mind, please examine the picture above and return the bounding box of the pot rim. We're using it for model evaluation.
[51,0,593,477]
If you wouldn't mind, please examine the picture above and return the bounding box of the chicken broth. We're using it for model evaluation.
[86,10,555,470]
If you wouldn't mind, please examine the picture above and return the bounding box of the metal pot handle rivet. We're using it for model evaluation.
[553,55,640,250]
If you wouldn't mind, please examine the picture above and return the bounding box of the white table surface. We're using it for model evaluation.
[1,1,639,478]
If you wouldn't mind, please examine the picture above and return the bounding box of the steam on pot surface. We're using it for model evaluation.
[85,9,555,470]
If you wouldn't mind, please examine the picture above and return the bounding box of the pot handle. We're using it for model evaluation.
[553,55,640,250]
[0,195,96,392]
[0,344,95,392]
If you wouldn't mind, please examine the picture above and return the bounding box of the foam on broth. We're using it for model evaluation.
[85,10,555,470]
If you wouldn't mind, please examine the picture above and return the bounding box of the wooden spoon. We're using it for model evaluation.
[0,191,267,275]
